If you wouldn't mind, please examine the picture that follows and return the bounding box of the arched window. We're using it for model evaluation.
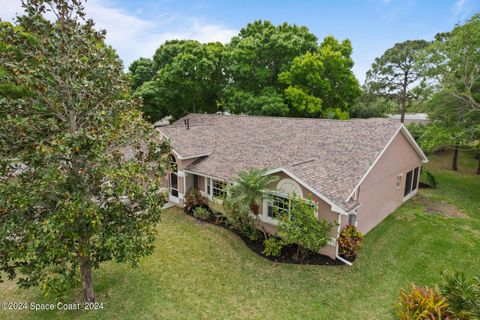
[169,154,177,171]
[277,178,303,197]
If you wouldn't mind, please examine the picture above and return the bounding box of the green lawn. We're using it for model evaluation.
[1,151,479,320]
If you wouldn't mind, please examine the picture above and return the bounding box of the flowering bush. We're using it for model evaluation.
[338,225,363,259]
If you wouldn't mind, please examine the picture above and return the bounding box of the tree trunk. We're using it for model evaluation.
[476,153,480,176]
[400,71,408,124]
[80,256,95,302]
[250,203,259,215]
[294,244,301,261]
[452,144,459,171]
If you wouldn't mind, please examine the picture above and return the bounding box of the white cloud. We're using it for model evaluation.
[0,0,238,68]
[1,0,24,22]
[454,0,466,15]
[452,0,473,20]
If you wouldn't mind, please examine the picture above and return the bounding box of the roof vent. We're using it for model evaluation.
[184,118,190,129]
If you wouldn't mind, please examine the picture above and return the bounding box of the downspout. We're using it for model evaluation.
[335,213,353,266]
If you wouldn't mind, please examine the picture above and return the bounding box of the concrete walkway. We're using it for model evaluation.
[162,202,176,210]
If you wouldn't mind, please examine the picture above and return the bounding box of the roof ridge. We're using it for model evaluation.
[184,113,394,123]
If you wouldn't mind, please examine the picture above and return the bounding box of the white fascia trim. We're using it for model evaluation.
[171,149,211,161]
[183,170,227,182]
[157,130,211,161]
[346,126,428,202]
[400,124,429,164]
[348,203,362,213]
[266,167,347,215]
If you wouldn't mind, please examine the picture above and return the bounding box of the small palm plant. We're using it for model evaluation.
[227,168,278,236]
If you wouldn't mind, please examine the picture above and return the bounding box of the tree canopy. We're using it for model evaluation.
[279,36,360,118]
[129,20,360,121]
[0,0,170,301]
[416,14,480,173]
[365,40,429,122]
[132,40,225,122]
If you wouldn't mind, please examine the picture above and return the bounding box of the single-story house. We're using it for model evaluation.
[157,113,428,261]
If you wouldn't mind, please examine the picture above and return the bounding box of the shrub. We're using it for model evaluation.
[338,225,363,259]
[221,195,260,240]
[421,170,438,189]
[184,188,206,212]
[193,207,211,221]
[397,284,450,320]
[209,197,227,214]
[440,270,480,319]
[276,195,335,260]
[262,237,285,257]
[407,123,428,142]
[160,188,169,203]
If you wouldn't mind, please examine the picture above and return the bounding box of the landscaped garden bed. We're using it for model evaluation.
[185,204,345,266]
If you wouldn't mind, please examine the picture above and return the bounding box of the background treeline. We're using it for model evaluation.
[129,20,361,122]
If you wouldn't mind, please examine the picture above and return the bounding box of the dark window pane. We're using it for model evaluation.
[267,206,274,218]
[193,175,198,189]
[212,179,227,198]
[412,167,419,191]
[172,189,178,197]
[171,173,178,189]
[267,194,289,219]
[404,170,413,196]
[349,213,356,225]
[169,154,177,171]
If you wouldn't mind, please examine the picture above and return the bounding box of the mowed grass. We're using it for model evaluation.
[1,151,479,319]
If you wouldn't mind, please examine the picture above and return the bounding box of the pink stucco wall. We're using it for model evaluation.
[356,131,422,234]
[260,171,338,259]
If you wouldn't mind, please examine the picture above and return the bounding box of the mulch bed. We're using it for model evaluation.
[185,206,348,266]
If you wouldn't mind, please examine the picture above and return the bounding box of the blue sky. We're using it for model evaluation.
[2,0,479,82]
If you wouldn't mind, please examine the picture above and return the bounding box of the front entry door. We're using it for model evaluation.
[169,172,179,203]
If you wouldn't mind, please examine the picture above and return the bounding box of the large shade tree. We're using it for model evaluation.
[221,20,318,116]
[279,36,360,118]
[131,40,225,122]
[0,0,170,302]
[420,14,480,174]
[424,14,480,114]
[365,40,429,123]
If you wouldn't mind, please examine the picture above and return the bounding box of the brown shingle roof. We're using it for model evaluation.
[158,114,405,211]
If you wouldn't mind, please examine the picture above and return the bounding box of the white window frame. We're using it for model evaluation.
[396,173,403,190]
[205,177,227,199]
[261,191,318,226]
[403,167,420,201]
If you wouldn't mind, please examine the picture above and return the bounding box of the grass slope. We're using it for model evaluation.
[1,151,479,319]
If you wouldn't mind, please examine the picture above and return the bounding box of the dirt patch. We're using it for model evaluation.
[413,194,467,218]
[395,215,415,221]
